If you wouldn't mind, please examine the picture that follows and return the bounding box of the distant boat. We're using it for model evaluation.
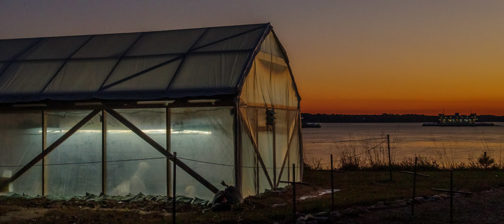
[302,122,321,128]
[423,113,495,127]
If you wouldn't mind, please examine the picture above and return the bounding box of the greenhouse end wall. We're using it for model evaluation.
[238,31,302,198]
[0,106,235,200]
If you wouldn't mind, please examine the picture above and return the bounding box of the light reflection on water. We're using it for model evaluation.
[302,122,504,169]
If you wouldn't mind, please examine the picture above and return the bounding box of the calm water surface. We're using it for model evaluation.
[302,123,504,168]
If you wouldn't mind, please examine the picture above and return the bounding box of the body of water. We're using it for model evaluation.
[302,123,504,169]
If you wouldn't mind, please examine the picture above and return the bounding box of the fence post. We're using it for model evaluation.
[292,163,296,223]
[173,152,177,224]
[330,154,335,212]
[450,169,453,224]
[387,134,392,181]
[411,156,417,217]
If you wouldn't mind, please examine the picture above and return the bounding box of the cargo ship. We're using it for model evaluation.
[423,113,494,126]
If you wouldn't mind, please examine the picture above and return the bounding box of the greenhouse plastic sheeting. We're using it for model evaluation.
[46,111,102,196]
[240,33,299,108]
[106,109,167,196]
[0,24,269,103]
[239,107,301,195]
[170,107,234,200]
[0,112,42,195]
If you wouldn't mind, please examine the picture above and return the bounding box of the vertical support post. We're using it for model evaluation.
[387,134,392,181]
[166,107,171,196]
[450,169,454,224]
[41,110,47,196]
[173,152,177,224]
[287,148,290,186]
[255,109,259,195]
[234,104,242,193]
[101,110,107,195]
[411,156,417,217]
[298,112,304,182]
[292,163,296,223]
[330,154,334,212]
[272,111,277,190]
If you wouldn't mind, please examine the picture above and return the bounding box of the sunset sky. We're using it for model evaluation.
[1,0,503,115]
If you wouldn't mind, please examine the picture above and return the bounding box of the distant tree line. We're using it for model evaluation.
[301,113,504,123]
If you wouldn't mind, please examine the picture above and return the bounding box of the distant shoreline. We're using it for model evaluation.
[302,113,504,123]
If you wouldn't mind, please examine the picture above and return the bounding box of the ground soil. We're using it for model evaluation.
[1,170,503,223]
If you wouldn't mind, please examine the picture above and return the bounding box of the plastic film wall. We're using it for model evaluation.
[0,112,42,195]
[0,107,234,200]
[239,108,300,198]
[170,107,235,200]
[239,31,301,197]
[239,32,298,109]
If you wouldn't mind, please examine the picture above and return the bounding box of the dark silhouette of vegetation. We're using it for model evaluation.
[478,152,495,169]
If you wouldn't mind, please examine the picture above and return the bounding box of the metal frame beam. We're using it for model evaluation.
[39,36,95,93]
[101,109,107,195]
[165,29,208,90]
[233,99,242,193]
[103,106,219,193]
[98,33,145,91]
[41,110,47,195]
[166,107,171,196]
[0,109,100,190]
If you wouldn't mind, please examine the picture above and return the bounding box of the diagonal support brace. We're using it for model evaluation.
[0,109,100,190]
[103,106,219,194]
[238,109,274,189]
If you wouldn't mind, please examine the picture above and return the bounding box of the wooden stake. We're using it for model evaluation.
[411,156,417,217]
[330,154,335,212]
[387,134,392,181]
[173,152,177,224]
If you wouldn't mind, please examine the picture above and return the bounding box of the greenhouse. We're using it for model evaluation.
[0,23,302,200]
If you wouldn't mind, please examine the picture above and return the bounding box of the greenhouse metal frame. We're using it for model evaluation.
[0,23,302,200]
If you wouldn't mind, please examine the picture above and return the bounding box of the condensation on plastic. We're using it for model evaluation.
[0,61,64,94]
[0,112,42,195]
[43,59,117,94]
[170,107,234,200]
[106,108,167,196]
[127,29,205,56]
[240,32,298,108]
[46,111,101,196]
[0,39,38,61]
[20,36,90,60]
[105,58,181,92]
[168,53,248,90]
[73,33,140,58]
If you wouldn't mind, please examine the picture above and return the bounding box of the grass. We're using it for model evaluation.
[174,169,504,223]
[2,168,503,223]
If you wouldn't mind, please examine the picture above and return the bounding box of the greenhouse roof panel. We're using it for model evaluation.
[0,23,271,104]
